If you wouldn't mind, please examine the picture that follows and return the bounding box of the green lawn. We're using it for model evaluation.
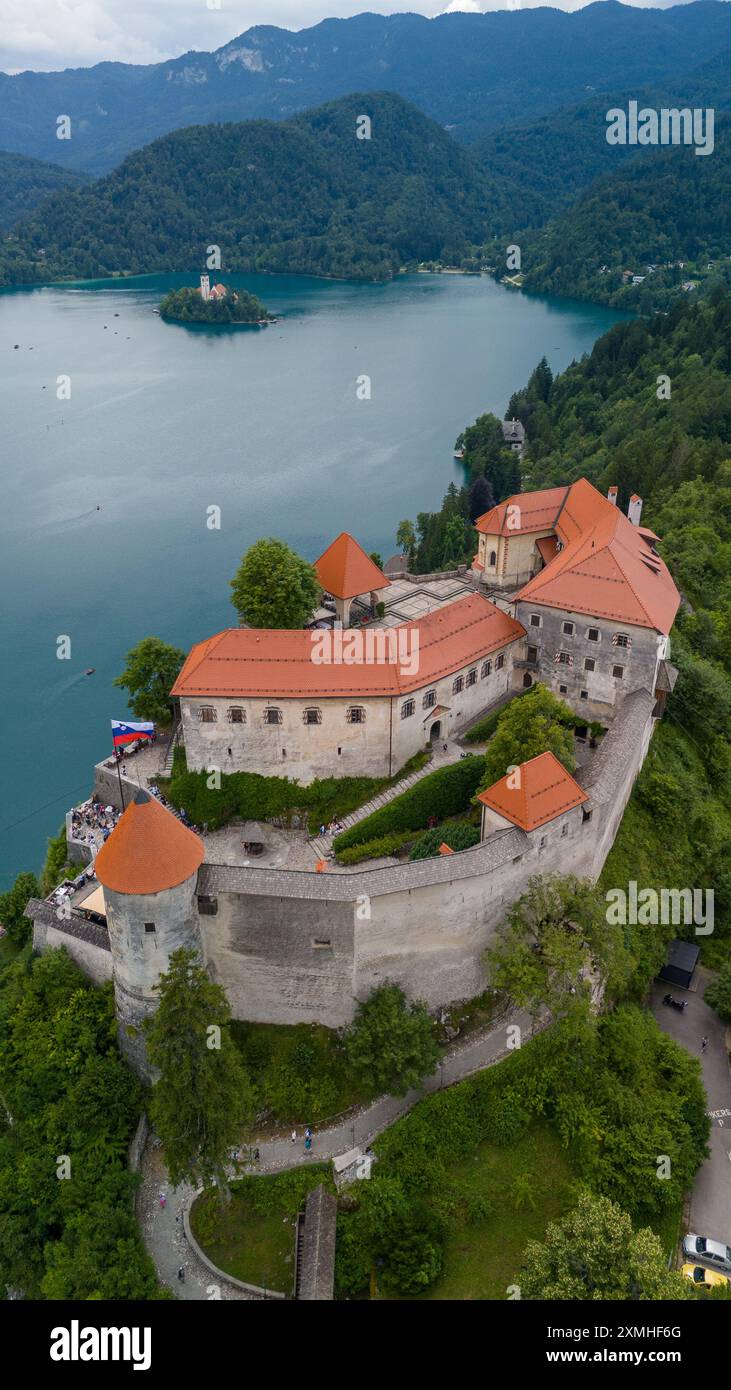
[395,1123,573,1300]
[190,1167,332,1294]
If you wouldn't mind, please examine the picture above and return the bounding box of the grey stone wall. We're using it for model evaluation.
[204,892,355,1028]
[515,601,664,722]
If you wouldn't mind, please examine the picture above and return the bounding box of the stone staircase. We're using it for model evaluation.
[308,747,462,860]
[161,722,181,776]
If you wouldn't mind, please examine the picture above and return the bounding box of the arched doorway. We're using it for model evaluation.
[522,673,533,689]
[430,720,442,742]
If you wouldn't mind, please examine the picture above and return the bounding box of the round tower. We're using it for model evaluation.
[95,788,206,1077]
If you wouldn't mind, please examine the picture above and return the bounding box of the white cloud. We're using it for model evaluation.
[0,0,687,75]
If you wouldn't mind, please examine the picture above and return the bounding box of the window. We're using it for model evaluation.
[481,660,492,679]
[197,896,218,916]
[559,684,568,694]
[312,937,332,950]
[557,652,571,666]
[587,628,600,642]
[584,658,595,673]
[401,699,415,719]
[282,748,286,758]
[488,550,497,567]
[422,690,437,709]
[452,676,464,694]
[197,706,217,723]
[614,633,630,648]
[527,645,538,663]
[264,707,282,725]
[612,665,624,680]
[562,621,574,636]
[580,690,589,701]
[144,922,156,935]
[227,707,245,724]
[539,836,547,848]
[303,707,322,725]
[347,706,365,724]
[496,654,505,671]
[561,823,569,837]
[530,614,541,628]
[582,807,593,824]
[467,668,477,687]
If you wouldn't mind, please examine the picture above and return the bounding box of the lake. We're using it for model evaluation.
[0,270,625,887]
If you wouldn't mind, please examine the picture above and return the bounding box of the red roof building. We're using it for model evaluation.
[95,790,204,895]
[477,751,587,833]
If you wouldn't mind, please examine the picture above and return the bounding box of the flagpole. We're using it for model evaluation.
[112,726,126,812]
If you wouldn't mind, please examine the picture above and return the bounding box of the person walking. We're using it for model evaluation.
[304,1135,312,1154]
[159,1191,167,1209]
[177,1267,185,1283]
[701,1035,709,1053]
[291,1129,297,1144]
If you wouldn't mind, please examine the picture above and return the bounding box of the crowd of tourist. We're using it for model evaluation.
[70,797,122,852]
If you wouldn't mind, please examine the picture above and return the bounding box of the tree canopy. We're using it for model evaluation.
[479,684,577,792]
[230,537,320,629]
[113,635,186,726]
[345,983,439,1097]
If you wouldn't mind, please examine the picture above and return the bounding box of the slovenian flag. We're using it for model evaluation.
[112,720,154,747]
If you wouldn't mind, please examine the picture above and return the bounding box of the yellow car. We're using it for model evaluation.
[682,1263,730,1289]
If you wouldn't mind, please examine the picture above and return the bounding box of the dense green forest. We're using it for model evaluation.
[3,5,730,173]
[476,45,731,231]
[0,93,514,288]
[517,116,731,310]
[0,151,87,233]
[159,285,273,325]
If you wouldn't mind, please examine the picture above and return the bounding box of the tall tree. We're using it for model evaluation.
[484,875,630,1027]
[0,872,40,947]
[113,636,186,726]
[145,949,254,1199]
[396,520,417,568]
[468,473,495,522]
[520,1190,692,1300]
[230,537,320,629]
[479,684,576,791]
[345,982,439,1096]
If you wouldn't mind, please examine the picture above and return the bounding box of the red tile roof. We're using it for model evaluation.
[95,791,205,895]
[477,751,587,832]
[476,478,679,634]
[315,532,390,600]
[171,593,525,700]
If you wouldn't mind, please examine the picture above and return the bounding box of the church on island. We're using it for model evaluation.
[27,477,680,1074]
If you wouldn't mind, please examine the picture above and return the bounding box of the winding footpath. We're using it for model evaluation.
[137,1005,539,1300]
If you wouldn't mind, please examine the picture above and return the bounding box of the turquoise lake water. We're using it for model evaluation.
[0,270,625,887]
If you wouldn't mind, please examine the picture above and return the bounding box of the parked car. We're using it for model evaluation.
[682,1234,731,1274]
[682,1263,730,1289]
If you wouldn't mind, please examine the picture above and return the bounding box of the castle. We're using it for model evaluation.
[27,477,680,1076]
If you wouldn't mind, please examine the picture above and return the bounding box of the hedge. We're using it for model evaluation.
[336,830,417,865]
[166,768,413,834]
[332,756,485,852]
[409,822,480,860]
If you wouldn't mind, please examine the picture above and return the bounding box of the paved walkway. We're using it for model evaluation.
[137,1004,538,1299]
[650,970,731,1249]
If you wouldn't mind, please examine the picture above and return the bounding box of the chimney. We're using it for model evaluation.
[607,485,618,506]
[628,494,643,526]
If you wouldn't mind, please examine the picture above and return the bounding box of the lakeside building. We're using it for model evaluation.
[27,476,680,1073]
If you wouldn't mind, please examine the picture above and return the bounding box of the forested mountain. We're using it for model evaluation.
[0,94,515,287]
[2,3,731,174]
[518,116,731,310]
[0,151,87,232]
[476,45,731,230]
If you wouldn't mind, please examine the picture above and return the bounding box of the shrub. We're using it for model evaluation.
[409,822,480,860]
[481,1089,531,1147]
[345,983,439,1097]
[333,756,484,851]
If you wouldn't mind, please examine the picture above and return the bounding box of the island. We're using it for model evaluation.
[159,278,275,327]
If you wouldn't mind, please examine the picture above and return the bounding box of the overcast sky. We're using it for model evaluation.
[0,0,685,75]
